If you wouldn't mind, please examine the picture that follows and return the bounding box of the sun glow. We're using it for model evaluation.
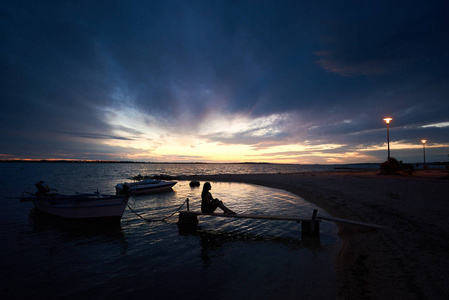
[98,108,304,162]
[198,112,287,137]
[92,105,449,164]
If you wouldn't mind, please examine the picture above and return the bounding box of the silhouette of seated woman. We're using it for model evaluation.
[201,182,236,215]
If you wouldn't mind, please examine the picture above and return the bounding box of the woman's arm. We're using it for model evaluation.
[202,192,212,204]
[202,192,219,205]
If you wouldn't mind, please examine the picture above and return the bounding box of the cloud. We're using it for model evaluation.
[422,122,449,129]
[1,0,448,163]
[315,51,386,76]
[57,131,135,141]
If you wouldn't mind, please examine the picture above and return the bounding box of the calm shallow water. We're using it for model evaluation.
[1,163,340,299]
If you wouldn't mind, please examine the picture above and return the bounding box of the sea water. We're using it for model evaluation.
[0,163,343,299]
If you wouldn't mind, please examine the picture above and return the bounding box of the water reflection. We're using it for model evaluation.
[28,208,128,251]
[197,229,321,268]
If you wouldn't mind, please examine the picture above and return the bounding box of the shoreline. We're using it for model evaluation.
[184,169,449,299]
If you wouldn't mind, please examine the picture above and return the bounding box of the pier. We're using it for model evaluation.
[178,209,321,237]
[177,199,384,237]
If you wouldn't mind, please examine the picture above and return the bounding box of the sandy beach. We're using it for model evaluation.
[186,169,449,299]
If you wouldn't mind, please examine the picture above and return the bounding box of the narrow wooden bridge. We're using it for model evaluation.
[177,199,384,237]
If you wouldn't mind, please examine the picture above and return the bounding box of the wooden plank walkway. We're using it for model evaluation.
[178,210,313,222]
[178,210,385,230]
[177,199,384,237]
[177,209,320,237]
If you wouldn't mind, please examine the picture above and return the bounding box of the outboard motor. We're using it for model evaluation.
[115,184,130,195]
[35,181,51,196]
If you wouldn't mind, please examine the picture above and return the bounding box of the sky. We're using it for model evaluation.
[1,0,449,164]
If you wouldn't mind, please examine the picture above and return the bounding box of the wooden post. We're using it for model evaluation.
[186,198,190,211]
[301,209,320,238]
[310,209,317,232]
[177,210,198,233]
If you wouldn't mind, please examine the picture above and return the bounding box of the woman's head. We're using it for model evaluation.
[203,182,211,191]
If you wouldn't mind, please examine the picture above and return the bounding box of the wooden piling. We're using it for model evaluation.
[300,209,320,237]
[177,210,199,233]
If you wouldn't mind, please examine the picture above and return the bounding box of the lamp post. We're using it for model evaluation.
[383,118,393,160]
[421,139,427,168]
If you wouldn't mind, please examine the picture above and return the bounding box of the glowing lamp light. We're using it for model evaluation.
[383,117,393,124]
[421,139,427,144]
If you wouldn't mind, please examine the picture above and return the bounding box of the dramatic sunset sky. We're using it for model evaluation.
[1,0,448,164]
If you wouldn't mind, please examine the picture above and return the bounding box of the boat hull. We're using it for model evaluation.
[115,180,177,195]
[129,182,176,195]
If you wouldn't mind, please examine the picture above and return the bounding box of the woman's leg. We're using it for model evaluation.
[218,202,236,215]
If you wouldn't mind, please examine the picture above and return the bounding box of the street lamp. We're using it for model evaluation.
[421,139,427,168]
[383,118,393,160]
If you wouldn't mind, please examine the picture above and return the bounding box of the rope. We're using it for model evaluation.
[126,198,188,222]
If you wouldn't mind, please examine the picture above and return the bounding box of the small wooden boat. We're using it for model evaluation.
[115,179,177,195]
[21,181,129,221]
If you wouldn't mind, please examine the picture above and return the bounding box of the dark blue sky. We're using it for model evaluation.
[1,0,448,163]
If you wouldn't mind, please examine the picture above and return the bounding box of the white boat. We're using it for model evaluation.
[21,182,129,221]
[115,179,177,195]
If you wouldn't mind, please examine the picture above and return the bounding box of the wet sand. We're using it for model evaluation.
[186,169,449,299]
